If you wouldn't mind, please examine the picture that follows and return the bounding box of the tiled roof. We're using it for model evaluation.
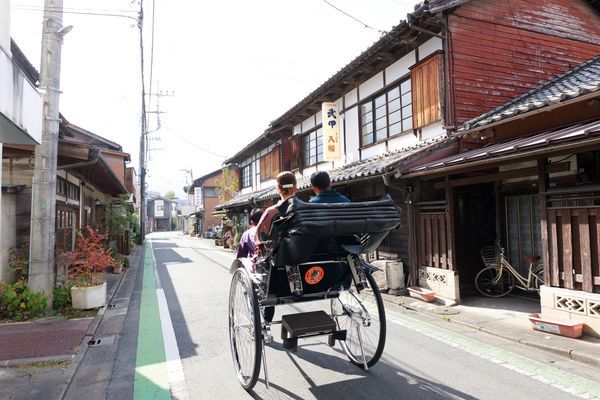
[462,55,600,131]
[218,134,455,207]
[216,187,274,209]
[405,119,600,176]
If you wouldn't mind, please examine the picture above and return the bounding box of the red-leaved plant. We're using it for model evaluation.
[66,227,117,287]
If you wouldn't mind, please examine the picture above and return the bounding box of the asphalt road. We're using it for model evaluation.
[149,232,600,400]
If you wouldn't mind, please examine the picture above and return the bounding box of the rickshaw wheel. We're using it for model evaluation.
[229,267,262,390]
[331,272,386,368]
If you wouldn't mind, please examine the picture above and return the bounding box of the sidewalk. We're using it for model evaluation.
[0,272,124,366]
[0,252,132,400]
[386,292,600,368]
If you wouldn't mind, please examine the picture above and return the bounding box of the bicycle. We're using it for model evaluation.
[474,244,545,298]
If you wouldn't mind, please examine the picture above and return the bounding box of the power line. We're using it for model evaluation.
[319,0,388,35]
[161,125,229,158]
[11,5,139,22]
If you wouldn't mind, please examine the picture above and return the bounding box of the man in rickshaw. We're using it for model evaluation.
[309,171,350,204]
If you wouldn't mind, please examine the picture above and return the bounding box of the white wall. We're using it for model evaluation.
[343,106,360,164]
[0,1,10,56]
[388,131,419,152]
[361,142,386,159]
[0,48,42,144]
[345,88,358,109]
[418,37,443,60]
[385,51,415,83]
[421,121,444,141]
[358,71,384,100]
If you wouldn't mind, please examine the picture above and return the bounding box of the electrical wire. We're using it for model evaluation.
[161,125,229,158]
[319,0,388,35]
[11,5,139,22]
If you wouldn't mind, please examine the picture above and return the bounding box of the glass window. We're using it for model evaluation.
[359,77,413,147]
[241,164,252,188]
[303,128,323,167]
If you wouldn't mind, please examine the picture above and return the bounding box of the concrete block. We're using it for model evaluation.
[418,266,460,302]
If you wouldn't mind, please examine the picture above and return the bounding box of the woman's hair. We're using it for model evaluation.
[249,208,263,225]
[277,171,297,196]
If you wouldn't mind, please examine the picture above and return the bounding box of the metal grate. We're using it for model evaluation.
[88,334,116,347]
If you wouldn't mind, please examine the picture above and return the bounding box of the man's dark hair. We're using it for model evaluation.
[250,208,264,225]
[310,171,331,191]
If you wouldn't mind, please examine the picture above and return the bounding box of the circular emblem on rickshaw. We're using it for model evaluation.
[305,266,325,285]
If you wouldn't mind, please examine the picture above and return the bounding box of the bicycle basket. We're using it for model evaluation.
[480,245,500,267]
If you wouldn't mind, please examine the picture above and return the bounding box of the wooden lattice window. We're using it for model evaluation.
[260,146,280,182]
[411,52,442,129]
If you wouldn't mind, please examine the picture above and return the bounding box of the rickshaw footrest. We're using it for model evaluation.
[281,311,337,352]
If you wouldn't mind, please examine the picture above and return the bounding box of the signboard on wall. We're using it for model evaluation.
[194,187,203,210]
[322,102,340,161]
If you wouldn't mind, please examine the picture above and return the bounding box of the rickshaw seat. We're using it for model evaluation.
[270,194,401,266]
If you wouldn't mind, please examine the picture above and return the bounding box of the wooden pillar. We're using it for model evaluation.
[445,176,457,271]
[407,180,419,286]
[494,181,502,241]
[537,159,550,286]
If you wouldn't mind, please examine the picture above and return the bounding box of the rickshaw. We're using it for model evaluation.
[228,194,402,390]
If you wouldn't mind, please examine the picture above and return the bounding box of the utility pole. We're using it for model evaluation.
[138,2,147,243]
[29,0,68,307]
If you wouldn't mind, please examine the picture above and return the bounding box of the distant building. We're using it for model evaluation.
[147,196,172,232]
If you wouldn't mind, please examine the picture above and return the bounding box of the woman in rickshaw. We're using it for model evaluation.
[254,171,297,244]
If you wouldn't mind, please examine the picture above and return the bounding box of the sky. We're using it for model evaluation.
[10,0,418,197]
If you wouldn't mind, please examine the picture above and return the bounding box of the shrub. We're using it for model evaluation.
[8,241,29,281]
[53,284,72,311]
[66,227,117,287]
[0,281,48,320]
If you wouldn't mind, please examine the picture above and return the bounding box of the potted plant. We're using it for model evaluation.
[67,227,117,309]
[113,258,124,274]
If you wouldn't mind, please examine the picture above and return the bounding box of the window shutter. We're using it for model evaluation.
[289,135,302,171]
[411,52,442,129]
[272,145,280,177]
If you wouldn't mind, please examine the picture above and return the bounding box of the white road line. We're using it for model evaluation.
[150,239,191,400]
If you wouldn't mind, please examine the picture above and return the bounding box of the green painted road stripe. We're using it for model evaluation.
[379,304,600,399]
[134,241,171,400]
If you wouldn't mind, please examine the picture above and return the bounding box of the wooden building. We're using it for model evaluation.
[185,168,229,237]
[397,56,600,335]
[215,0,600,333]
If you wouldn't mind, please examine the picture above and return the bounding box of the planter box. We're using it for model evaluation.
[407,286,436,303]
[528,313,585,339]
[71,282,107,310]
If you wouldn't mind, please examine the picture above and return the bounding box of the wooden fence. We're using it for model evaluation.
[419,211,451,269]
[547,206,600,293]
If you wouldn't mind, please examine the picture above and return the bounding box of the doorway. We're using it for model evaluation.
[454,183,496,295]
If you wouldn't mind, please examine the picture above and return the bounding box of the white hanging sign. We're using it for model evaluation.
[322,102,340,162]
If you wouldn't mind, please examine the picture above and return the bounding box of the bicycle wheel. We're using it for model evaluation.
[229,268,262,390]
[331,272,386,368]
[532,265,545,290]
[475,266,515,297]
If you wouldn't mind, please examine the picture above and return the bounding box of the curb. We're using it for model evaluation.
[381,292,600,369]
[58,245,142,400]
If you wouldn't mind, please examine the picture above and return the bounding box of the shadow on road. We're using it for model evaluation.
[250,342,478,400]
[152,241,199,359]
